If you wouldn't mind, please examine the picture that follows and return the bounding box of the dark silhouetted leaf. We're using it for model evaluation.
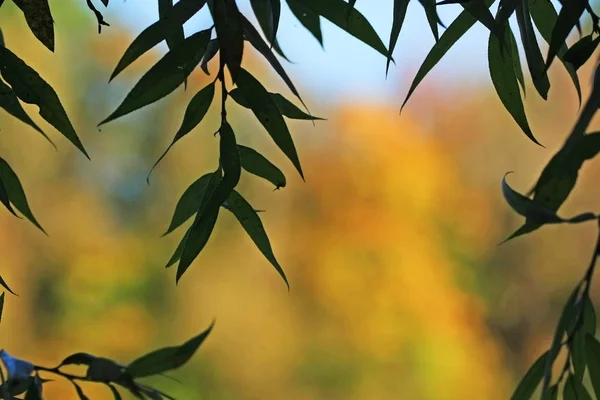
[0,276,15,296]
[515,0,550,99]
[250,0,287,59]
[572,296,596,381]
[287,0,323,46]
[586,334,600,399]
[72,382,89,400]
[229,89,322,120]
[0,46,88,157]
[510,351,548,400]
[489,26,541,145]
[529,0,581,103]
[238,145,286,188]
[106,384,122,400]
[0,157,45,233]
[564,374,592,400]
[158,0,185,52]
[100,29,211,126]
[236,68,303,178]
[149,82,215,178]
[201,39,219,75]
[0,293,4,323]
[564,35,600,70]
[86,358,126,382]
[546,0,587,68]
[127,322,214,378]
[508,28,525,93]
[0,173,17,218]
[459,0,497,33]
[211,0,244,82]
[110,0,207,80]
[402,0,495,110]
[225,190,289,287]
[0,79,53,146]
[15,0,54,51]
[58,353,98,368]
[298,0,389,57]
[418,0,441,40]
[387,0,409,73]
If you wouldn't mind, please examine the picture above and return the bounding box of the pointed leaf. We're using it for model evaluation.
[287,0,323,46]
[0,46,88,157]
[158,0,185,52]
[572,296,596,381]
[229,89,322,120]
[235,68,303,178]
[0,293,4,323]
[107,385,122,400]
[564,35,600,70]
[418,0,441,40]
[127,322,214,378]
[564,374,593,400]
[250,0,287,58]
[225,190,288,287]
[101,29,211,125]
[149,82,215,177]
[0,173,17,218]
[72,382,89,400]
[110,0,207,80]
[23,376,42,400]
[163,173,215,236]
[0,157,45,233]
[546,0,587,68]
[387,0,410,73]
[210,0,244,82]
[15,0,54,51]
[238,145,286,188]
[0,276,15,296]
[510,351,548,400]
[586,333,600,399]
[201,39,219,75]
[489,26,541,145]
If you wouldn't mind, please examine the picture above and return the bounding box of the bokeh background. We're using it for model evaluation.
[0,1,599,399]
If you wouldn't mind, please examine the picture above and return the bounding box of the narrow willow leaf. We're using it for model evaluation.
[238,145,286,188]
[387,0,410,74]
[0,46,88,157]
[250,0,287,58]
[508,28,526,93]
[158,0,185,52]
[0,79,53,146]
[459,0,497,33]
[515,0,550,99]
[0,157,45,233]
[24,377,42,400]
[496,0,521,30]
[178,122,240,282]
[149,82,215,178]
[229,89,323,120]
[107,385,122,400]
[564,374,593,400]
[0,174,17,218]
[542,288,579,393]
[72,382,89,400]
[546,0,587,68]
[542,385,558,400]
[503,173,569,223]
[241,15,304,104]
[236,68,303,179]
[402,0,495,110]
[586,334,600,399]
[14,0,54,51]
[165,229,188,269]
[58,353,98,368]
[287,0,323,46]
[572,296,596,381]
[0,276,15,295]
[564,35,600,70]
[510,351,548,400]
[211,0,244,82]
[529,0,581,103]
[488,26,541,145]
[163,172,218,236]
[225,190,289,288]
[418,0,441,40]
[101,29,211,126]
[201,39,219,75]
[127,322,214,378]
[299,0,389,58]
[0,293,4,323]
[110,0,207,80]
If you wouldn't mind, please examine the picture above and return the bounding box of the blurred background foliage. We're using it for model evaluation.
[0,1,599,399]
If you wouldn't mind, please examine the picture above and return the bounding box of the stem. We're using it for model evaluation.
[33,365,86,383]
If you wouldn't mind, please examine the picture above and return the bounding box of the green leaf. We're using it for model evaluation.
[402,0,495,110]
[163,173,214,236]
[572,296,596,381]
[508,27,526,93]
[564,374,593,400]
[201,39,219,75]
[177,122,240,282]
[158,0,185,52]
[0,293,4,323]
[586,333,600,399]
[107,384,122,400]
[210,0,244,82]
[0,157,45,233]
[387,0,410,73]
[100,29,211,126]
[529,0,581,103]
[225,190,289,288]
[149,82,216,178]
[542,287,580,393]
[515,0,550,99]
[127,322,214,378]
[488,25,541,145]
[238,145,286,189]
[0,172,18,219]
[0,46,88,158]
[564,35,600,70]
[240,15,304,104]
[0,78,53,146]
[418,0,441,41]
[510,351,548,400]
[235,68,303,179]
[0,275,15,296]
[298,0,389,58]
[229,89,323,120]
[14,0,54,52]
[110,0,207,80]
[250,0,287,59]
[58,353,99,368]
[287,0,323,46]
[546,0,587,68]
